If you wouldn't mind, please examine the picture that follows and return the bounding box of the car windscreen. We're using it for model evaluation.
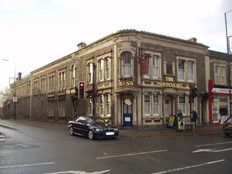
[89,117,106,126]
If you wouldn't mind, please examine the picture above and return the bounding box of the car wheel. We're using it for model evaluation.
[88,130,94,140]
[224,132,230,137]
[69,127,74,135]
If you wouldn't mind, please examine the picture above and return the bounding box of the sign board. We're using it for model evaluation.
[167,115,176,128]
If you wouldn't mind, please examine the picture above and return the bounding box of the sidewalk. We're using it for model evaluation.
[119,124,223,138]
[0,119,223,139]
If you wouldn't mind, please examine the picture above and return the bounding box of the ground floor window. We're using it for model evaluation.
[213,95,230,122]
[88,97,93,116]
[144,93,161,116]
[48,102,54,117]
[178,95,186,115]
[98,94,111,117]
[58,101,65,117]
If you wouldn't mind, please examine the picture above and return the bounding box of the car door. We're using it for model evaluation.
[73,116,86,135]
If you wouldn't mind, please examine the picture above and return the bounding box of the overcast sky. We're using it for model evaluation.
[0,0,232,91]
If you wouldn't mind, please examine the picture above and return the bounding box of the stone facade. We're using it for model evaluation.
[5,29,232,127]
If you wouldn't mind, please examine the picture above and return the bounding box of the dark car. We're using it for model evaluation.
[68,116,119,140]
[223,116,232,137]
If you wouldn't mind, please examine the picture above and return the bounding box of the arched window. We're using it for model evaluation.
[121,52,132,77]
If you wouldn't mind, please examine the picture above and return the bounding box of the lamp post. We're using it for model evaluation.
[225,10,232,117]
[1,59,17,120]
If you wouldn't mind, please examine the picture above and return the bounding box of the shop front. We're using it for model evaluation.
[208,80,232,124]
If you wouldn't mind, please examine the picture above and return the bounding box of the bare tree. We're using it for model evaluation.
[0,87,11,106]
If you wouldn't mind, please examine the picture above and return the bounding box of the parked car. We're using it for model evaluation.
[222,116,232,137]
[68,115,119,140]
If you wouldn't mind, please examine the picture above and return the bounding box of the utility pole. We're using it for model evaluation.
[225,10,232,116]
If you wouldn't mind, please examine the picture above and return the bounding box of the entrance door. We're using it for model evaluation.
[123,99,133,127]
[164,96,173,116]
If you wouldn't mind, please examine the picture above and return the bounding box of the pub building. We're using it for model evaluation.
[4,30,214,128]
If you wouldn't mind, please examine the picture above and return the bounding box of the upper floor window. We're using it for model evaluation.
[98,59,104,81]
[87,63,94,84]
[48,74,55,92]
[40,77,46,94]
[105,58,111,80]
[144,54,161,79]
[178,60,185,81]
[214,64,226,85]
[121,52,132,78]
[71,65,76,87]
[177,58,196,82]
[58,71,66,90]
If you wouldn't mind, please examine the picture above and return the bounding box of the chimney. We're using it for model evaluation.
[18,72,22,80]
[77,42,86,50]
[187,37,197,43]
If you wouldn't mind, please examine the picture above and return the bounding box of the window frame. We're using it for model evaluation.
[121,51,133,78]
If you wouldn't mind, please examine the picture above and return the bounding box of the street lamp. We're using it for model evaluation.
[224,10,232,116]
[1,58,17,120]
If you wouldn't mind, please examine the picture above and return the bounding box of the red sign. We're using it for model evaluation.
[140,57,149,75]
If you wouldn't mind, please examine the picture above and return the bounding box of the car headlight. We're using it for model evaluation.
[95,128,103,132]
[113,128,118,131]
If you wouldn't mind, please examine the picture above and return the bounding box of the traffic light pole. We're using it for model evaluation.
[190,84,192,119]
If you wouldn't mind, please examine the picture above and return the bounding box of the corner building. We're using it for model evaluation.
[10,30,210,128]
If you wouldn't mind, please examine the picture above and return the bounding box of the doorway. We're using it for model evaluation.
[122,99,133,127]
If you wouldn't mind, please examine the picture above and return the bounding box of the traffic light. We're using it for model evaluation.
[191,87,197,98]
[79,82,85,98]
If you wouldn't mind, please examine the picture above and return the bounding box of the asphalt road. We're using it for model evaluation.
[0,120,232,174]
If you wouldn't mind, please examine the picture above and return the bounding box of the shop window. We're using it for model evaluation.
[144,93,161,116]
[121,52,132,78]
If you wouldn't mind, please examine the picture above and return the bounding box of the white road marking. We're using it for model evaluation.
[44,170,110,174]
[192,147,232,153]
[150,159,226,174]
[96,149,167,160]
[195,141,232,148]
[0,162,55,169]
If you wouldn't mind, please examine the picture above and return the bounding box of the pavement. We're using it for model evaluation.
[0,119,225,139]
[119,124,224,138]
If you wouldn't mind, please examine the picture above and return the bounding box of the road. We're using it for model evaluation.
[0,120,232,174]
